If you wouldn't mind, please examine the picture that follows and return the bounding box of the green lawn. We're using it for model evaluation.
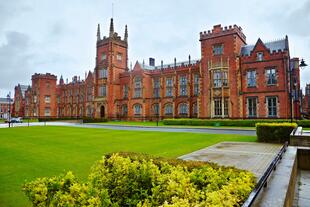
[0,126,256,207]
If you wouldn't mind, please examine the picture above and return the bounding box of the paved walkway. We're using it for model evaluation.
[0,122,256,135]
[294,170,310,207]
[179,142,282,178]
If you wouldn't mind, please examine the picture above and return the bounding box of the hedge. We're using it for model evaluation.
[37,117,108,123]
[162,118,310,127]
[23,153,256,207]
[256,122,297,143]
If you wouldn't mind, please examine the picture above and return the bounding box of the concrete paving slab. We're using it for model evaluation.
[179,142,282,178]
[296,170,310,207]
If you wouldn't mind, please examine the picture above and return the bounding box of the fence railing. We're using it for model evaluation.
[242,141,288,207]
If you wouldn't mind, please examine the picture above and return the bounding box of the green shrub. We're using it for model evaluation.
[23,153,256,207]
[163,118,309,127]
[256,122,297,143]
[37,117,108,123]
[82,117,108,123]
[296,120,310,128]
[38,117,79,122]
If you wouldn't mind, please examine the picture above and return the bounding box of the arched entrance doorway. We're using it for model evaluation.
[100,105,105,118]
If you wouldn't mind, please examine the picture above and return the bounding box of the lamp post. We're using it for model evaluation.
[290,59,307,122]
[7,92,11,128]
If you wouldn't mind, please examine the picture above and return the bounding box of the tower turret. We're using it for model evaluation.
[109,18,114,37]
[97,24,101,41]
[124,25,128,42]
[59,75,64,85]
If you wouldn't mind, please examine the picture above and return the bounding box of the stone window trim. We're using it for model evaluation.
[98,68,108,79]
[179,75,187,97]
[134,77,142,98]
[123,85,129,99]
[246,96,258,118]
[133,104,142,116]
[212,43,224,56]
[153,103,160,115]
[193,74,199,96]
[101,52,107,61]
[164,103,173,115]
[45,95,51,104]
[265,96,278,118]
[247,70,257,88]
[265,67,278,86]
[193,102,198,115]
[165,77,174,97]
[122,104,128,116]
[178,102,188,115]
[98,85,107,97]
[213,70,228,88]
[116,52,122,62]
[213,70,222,88]
[153,78,161,98]
[213,98,229,117]
[44,107,51,117]
[256,52,264,61]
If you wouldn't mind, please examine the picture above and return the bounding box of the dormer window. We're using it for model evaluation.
[257,52,263,61]
[101,53,106,61]
[213,44,223,55]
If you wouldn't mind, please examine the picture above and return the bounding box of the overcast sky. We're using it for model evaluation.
[0,0,310,97]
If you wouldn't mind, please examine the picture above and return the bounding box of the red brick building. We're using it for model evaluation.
[303,84,310,115]
[0,97,13,119]
[19,19,302,119]
[24,73,57,117]
[12,84,28,117]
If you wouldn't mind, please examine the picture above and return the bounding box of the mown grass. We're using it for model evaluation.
[0,126,256,206]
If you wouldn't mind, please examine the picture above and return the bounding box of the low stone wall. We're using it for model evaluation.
[284,154,298,207]
[290,127,310,147]
[253,147,298,207]
[297,148,310,170]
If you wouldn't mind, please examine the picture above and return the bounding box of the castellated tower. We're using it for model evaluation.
[31,73,57,117]
[199,24,246,118]
[94,18,128,118]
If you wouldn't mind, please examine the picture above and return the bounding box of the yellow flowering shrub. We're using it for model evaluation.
[23,153,255,206]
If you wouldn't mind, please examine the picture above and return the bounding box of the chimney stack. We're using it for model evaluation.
[149,58,155,66]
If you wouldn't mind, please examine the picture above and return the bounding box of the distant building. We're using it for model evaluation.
[18,19,302,119]
[13,84,28,117]
[24,73,57,117]
[303,84,310,115]
[0,97,13,119]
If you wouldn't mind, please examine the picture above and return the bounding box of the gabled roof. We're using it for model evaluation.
[17,84,29,98]
[241,37,288,56]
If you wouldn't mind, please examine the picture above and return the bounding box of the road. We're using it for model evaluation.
[0,122,256,136]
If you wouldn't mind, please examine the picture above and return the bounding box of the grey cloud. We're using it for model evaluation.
[0,1,31,30]
[0,31,34,89]
[285,1,310,37]
[1,0,310,96]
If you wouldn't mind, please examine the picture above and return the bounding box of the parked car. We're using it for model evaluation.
[10,117,23,123]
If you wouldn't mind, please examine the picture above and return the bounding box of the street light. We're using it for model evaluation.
[289,59,307,122]
[7,92,11,128]
[300,59,308,69]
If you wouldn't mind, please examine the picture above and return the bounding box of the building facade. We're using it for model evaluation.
[12,84,29,117]
[0,98,13,119]
[17,19,302,119]
[303,84,310,115]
